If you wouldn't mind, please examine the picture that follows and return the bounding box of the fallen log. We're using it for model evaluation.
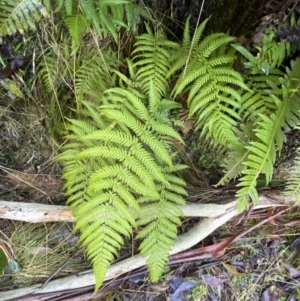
[0,189,294,223]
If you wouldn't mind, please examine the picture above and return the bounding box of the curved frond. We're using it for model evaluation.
[169,18,248,147]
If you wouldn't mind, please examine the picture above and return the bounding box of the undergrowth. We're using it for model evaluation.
[1,0,300,291]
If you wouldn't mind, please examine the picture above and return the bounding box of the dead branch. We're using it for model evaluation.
[0,189,295,223]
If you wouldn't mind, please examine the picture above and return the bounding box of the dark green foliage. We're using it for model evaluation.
[232,29,291,75]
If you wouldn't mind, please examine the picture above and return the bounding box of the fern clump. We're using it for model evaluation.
[58,13,300,290]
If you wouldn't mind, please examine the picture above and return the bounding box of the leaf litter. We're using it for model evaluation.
[100,207,300,301]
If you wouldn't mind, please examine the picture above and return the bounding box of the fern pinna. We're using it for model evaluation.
[59,28,187,289]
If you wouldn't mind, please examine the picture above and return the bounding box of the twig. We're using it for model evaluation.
[40,247,85,289]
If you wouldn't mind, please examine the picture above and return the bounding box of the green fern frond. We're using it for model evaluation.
[76,203,133,289]
[236,86,294,208]
[77,135,165,191]
[0,0,49,43]
[38,55,61,92]
[105,87,150,119]
[198,33,234,57]
[60,67,187,289]
[219,60,300,207]
[80,0,102,36]
[218,140,250,185]
[125,1,150,33]
[65,14,89,48]
[167,18,249,147]
[55,0,74,15]
[77,0,150,43]
[100,108,174,166]
[132,23,177,96]
[167,17,210,77]
[75,52,118,105]
[66,118,98,136]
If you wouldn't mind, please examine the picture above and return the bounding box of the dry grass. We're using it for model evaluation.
[0,221,90,287]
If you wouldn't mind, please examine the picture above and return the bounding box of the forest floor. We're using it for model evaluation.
[0,98,300,301]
